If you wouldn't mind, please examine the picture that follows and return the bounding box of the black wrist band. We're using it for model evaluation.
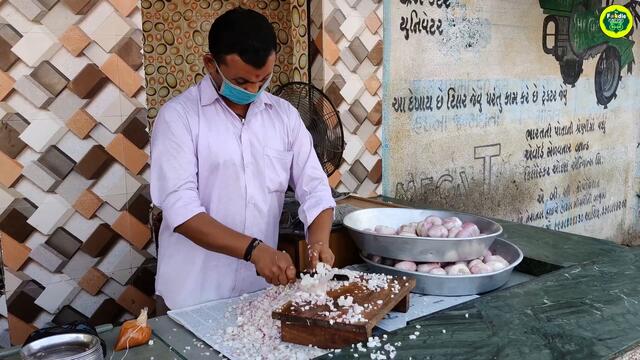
[244,238,262,262]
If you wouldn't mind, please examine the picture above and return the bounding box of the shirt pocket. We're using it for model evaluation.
[263,147,293,193]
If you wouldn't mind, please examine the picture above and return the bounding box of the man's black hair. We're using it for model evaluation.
[208,7,277,69]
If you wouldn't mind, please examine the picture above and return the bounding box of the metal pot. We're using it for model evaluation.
[20,333,104,360]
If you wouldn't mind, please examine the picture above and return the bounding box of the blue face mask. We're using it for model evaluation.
[213,61,272,105]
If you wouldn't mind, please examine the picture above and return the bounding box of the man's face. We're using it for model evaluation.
[204,52,275,95]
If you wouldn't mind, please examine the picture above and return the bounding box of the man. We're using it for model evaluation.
[150,7,336,310]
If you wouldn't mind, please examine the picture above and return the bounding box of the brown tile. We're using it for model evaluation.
[1,231,31,272]
[365,74,381,96]
[62,0,96,14]
[324,17,343,44]
[8,285,42,323]
[0,24,21,71]
[52,306,88,325]
[67,109,97,139]
[73,189,103,219]
[0,121,27,158]
[0,151,23,187]
[100,54,142,97]
[68,63,108,99]
[120,114,149,149]
[88,298,124,326]
[328,170,341,189]
[349,160,368,183]
[367,100,382,126]
[37,145,76,179]
[112,36,142,70]
[0,70,15,101]
[329,74,346,89]
[30,61,69,96]
[325,82,343,109]
[128,263,155,296]
[59,25,91,57]
[108,0,136,16]
[368,159,382,183]
[0,24,22,47]
[8,313,38,346]
[81,223,118,257]
[46,227,82,259]
[321,33,340,65]
[111,211,150,250]
[367,40,383,66]
[74,145,114,180]
[78,267,108,295]
[125,186,150,224]
[105,133,148,174]
[365,134,381,154]
[2,112,29,133]
[349,37,368,63]
[116,285,155,317]
[365,11,382,33]
[349,100,368,124]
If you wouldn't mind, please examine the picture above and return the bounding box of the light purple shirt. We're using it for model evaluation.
[150,75,336,310]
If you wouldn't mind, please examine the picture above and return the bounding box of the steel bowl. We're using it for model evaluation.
[361,238,523,296]
[342,208,503,262]
[20,333,103,360]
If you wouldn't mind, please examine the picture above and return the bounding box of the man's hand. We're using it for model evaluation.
[307,241,335,270]
[251,243,296,286]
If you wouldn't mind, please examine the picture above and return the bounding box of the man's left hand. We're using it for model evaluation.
[307,241,335,270]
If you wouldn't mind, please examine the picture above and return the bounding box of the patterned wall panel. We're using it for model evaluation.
[141,0,309,121]
[0,0,154,347]
[309,0,383,197]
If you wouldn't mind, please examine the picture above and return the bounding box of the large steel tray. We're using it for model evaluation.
[343,208,503,262]
[361,238,523,296]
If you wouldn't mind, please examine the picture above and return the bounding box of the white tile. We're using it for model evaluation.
[86,84,139,133]
[70,291,109,317]
[359,27,379,51]
[356,0,377,17]
[140,164,151,183]
[62,211,102,241]
[0,2,35,34]
[33,311,54,328]
[29,243,67,272]
[15,148,39,168]
[55,131,96,162]
[359,149,379,171]
[340,170,359,192]
[6,92,55,124]
[0,185,20,215]
[90,11,134,52]
[78,1,115,35]
[356,58,376,81]
[339,14,364,42]
[48,89,88,122]
[62,250,99,280]
[56,170,94,204]
[82,42,109,67]
[22,260,71,286]
[88,123,116,147]
[340,75,365,105]
[48,47,91,79]
[11,25,61,67]
[356,178,377,197]
[21,160,60,191]
[7,61,31,80]
[127,7,141,28]
[100,278,124,299]
[24,231,47,249]
[339,108,359,134]
[95,202,119,225]
[27,194,74,235]
[356,120,375,144]
[4,269,30,296]
[8,0,46,22]
[97,239,144,285]
[14,178,47,207]
[359,90,379,112]
[40,2,81,37]
[34,279,80,313]
[342,131,365,164]
[376,3,383,19]
[91,163,141,210]
[19,118,67,152]
[0,295,7,317]
[13,75,54,108]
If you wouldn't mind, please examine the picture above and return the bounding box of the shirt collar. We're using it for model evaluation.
[199,74,273,111]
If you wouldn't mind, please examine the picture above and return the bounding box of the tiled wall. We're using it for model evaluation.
[0,0,153,347]
[309,0,383,196]
[142,0,309,121]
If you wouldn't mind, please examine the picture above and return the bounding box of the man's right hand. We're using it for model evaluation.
[250,243,296,286]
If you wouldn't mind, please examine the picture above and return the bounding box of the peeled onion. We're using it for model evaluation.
[461,222,481,236]
[394,261,417,272]
[484,255,509,267]
[445,263,471,276]
[429,267,447,275]
[470,263,492,274]
[455,228,475,238]
[424,216,443,226]
[486,261,507,272]
[374,225,397,235]
[417,263,441,273]
[427,225,448,238]
[467,259,484,269]
[442,217,463,230]
[448,227,462,238]
[416,221,432,237]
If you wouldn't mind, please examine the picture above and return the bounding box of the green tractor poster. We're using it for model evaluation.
[539,0,639,107]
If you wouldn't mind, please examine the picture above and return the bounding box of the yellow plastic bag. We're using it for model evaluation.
[114,308,152,351]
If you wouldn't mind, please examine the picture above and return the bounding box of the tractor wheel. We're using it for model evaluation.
[595,47,621,107]
[559,59,583,87]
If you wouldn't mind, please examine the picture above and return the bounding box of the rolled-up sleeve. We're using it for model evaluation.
[150,101,206,231]
[287,105,336,232]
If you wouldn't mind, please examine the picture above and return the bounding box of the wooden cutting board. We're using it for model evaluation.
[272,275,416,349]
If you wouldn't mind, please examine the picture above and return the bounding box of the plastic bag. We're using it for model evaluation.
[114,308,152,351]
